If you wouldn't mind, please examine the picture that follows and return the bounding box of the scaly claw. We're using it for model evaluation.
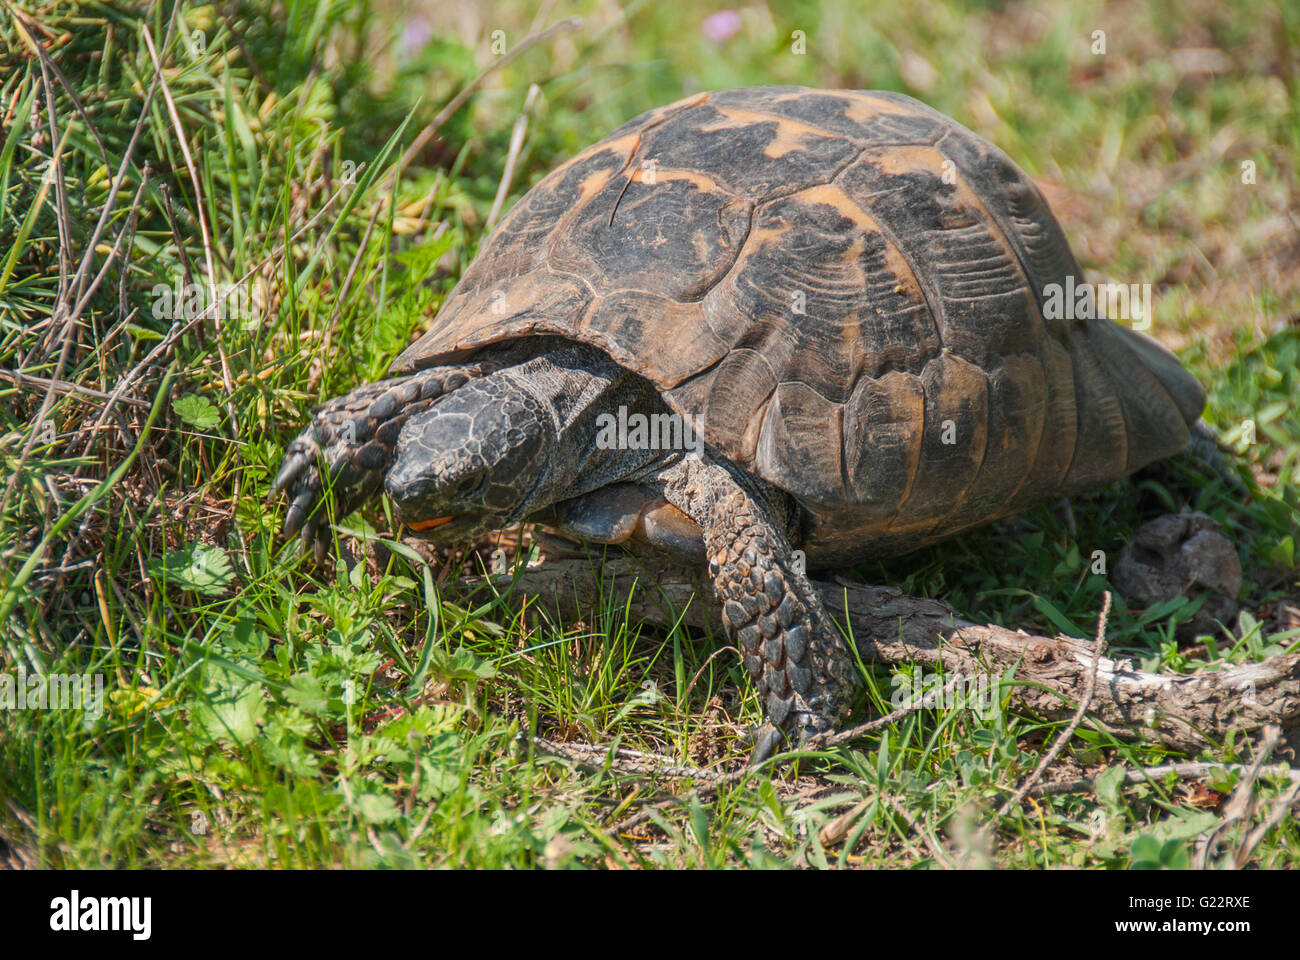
[284,481,320,539]
[271,445,315,499]
[749,723,784,765]
[270,365,490,559]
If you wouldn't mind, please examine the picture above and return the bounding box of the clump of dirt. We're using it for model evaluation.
[1113,512,1242,640]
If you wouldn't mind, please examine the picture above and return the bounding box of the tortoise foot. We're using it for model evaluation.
[272,364,488,557]
[658,461,860,753]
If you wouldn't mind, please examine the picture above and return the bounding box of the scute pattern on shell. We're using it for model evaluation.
[392,86,1204,563]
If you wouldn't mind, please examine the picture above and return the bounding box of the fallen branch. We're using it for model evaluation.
[466,557,1300,755]
[1026,760,1300,798]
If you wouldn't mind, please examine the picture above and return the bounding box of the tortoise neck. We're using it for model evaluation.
[499,343,668,519]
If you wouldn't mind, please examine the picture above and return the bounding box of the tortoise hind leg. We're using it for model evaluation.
[656,459,860,762]
[1183,419,1248,493]
[1133,419,1248,498]
[273,362,491,557]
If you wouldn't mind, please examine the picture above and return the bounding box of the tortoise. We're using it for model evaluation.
[273,86,1206,760]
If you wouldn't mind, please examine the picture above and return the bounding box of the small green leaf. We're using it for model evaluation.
[1159,838,1191,870]
[352,791,401,824]
[428,646,498,683]
[1096,765,1125,807]
[1265,535,1294,570]
[970,729,997,748]
[124,321,165,341]
[194,684,264,743]
[1129,833,1162,867]
[149,543,235,595]
[284,674,328,715]
[174,393,222,431]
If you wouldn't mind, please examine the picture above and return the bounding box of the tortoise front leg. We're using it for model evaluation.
[659,461,860,761]
[272,362,492,557]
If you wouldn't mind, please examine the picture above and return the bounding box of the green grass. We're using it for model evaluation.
[1,0,1297,868]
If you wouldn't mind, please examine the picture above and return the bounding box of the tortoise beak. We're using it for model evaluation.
[408,515,456,532]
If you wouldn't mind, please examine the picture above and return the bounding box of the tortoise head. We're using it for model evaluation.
[383,378,550,540]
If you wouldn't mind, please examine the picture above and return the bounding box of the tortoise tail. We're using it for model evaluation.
[1104,322,1206,426]
[1069,319,1200,482]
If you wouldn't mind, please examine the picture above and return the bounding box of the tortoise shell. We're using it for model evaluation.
[392,86,1204,563]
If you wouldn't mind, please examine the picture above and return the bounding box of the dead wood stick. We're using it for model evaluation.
[464,557,1300,755]
[1027,761,1300,798]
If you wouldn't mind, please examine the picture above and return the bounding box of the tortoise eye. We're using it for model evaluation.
[446,467,490,504]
